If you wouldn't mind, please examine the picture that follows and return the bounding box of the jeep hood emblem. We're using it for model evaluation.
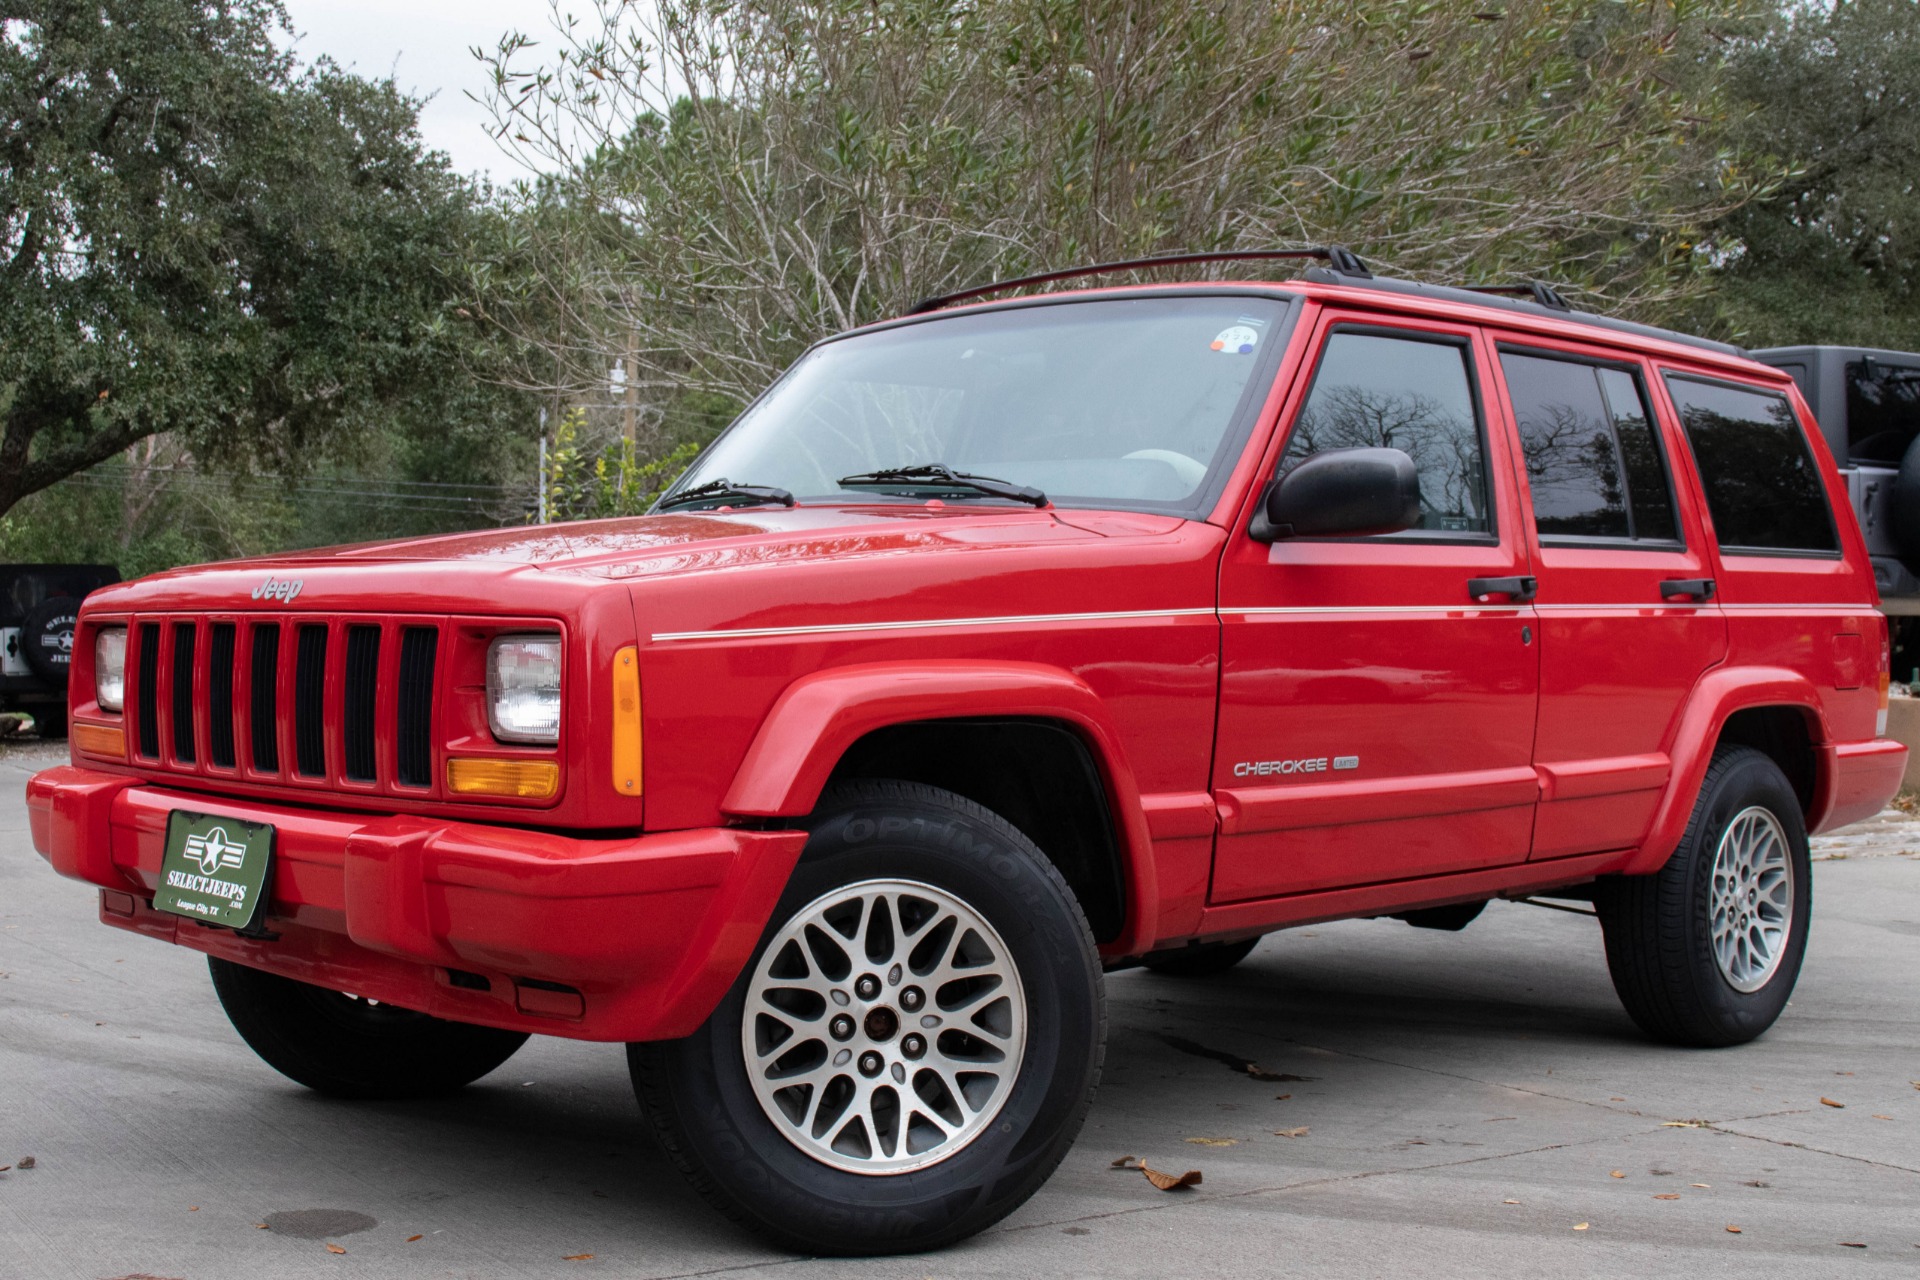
[251,576,303,603]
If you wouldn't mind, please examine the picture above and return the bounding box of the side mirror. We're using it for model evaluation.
[1249,447,1421,543]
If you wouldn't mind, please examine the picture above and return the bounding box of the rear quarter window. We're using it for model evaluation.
[1664,373,1838,555]
[1845,359,1920,466]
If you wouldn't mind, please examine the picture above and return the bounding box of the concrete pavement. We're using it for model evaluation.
[2,740,1916,1278]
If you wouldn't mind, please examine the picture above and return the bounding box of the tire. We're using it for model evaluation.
[19,597,78,685]
[1892,434,1920,569]
[1596,747,1812,1048]
[1140,937,1259,977]
[29,704,67,739]
[208,956,529,1098]
[631,779,1105,1255]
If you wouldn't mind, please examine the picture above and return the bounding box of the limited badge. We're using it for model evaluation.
[1210,325,1260,354]
[155,811,275,933]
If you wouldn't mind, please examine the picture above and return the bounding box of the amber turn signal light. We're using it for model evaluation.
[72,722,127,759]
[446,757,560,799]
[612,645,642,796]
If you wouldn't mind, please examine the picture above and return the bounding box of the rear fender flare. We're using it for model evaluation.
[1623,666,1828,876]
[722,661,1158,955]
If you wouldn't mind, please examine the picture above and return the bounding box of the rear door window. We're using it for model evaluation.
[1280,330,1491,535]
[1501,351,1678,543]
[1845,359,1920,465]
[1664,374,1838,555]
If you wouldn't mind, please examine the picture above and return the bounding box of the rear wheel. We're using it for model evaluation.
[1596,747,1811,1047]
[208,957,529,1098]
[1140,937,1259,977]
[631,779,1105,1255]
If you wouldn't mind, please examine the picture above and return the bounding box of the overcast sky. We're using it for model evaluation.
[280,0,540,180]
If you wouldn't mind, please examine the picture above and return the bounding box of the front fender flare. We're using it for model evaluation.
[1621,665,1829,876]
[721,661,1159,956]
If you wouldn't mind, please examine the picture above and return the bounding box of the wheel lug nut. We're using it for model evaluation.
[829,1014,855,1041]
[902,1033,926,1059]
[900,986,924,1012]
[855,974,881,1000]
[858,1051,883,1077]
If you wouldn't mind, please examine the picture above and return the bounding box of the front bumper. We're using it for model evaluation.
[26,766,807,1042]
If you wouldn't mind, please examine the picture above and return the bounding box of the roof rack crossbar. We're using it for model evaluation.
[1459,282,1572,312]
[905,245,1371,316]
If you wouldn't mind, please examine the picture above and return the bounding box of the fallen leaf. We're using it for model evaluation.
[1691,1183,1711,1188]
[1610,1096,1626,1102]
[1654,1193,1682,1200]
[1820,1097,1845,1108]
[1245,1064,1293,1081]
[406,1235,423,1242]
[1727,1225,1742,1234]
[1839,1242,1866,1249]
[1573,1222,1590,1231]
[0,1166,9,1173]
[1610,1170,1625,1179]
[1110,1155,1143,1169]
[563,1255,594,1262]
[1873,1114,1894,1121]
[1186,1137,1237,1147]
[187,1206,199,1212]
[1503,1199,1520,1205]
[1274,1094,1292,1101]
[1140,1163,1202,1191]
[1484,1116,1517,1122]
[254,1223,268,1230]
[1744,1180,1770,1188]
[1273,1126,1310,1138]
[325,1244,346,1255]
[16,1157,33,1169]
[1661,1120,1708,1128]
[1835,1071,1854,1076]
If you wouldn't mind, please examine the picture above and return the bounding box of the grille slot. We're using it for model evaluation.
[170,623,197,763]
[294,625,328,778]
[343,625,380,783]
[249,625,280,772]
[136,623,161,758]
[208,624,237,768]
[396,627,437,787]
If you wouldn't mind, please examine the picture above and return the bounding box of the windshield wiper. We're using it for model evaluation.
[657,478,796,511]
[837,464,1048,508]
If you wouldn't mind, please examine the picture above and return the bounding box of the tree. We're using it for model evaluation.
[0,0,534,520]
[474,0,1769,430]
[1698,0,1920,348]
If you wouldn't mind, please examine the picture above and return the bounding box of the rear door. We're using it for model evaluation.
[1211,311,1540,903]
[1488,337,1729,859]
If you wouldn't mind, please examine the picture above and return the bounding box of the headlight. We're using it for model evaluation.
[94,626,128,712]
[487,634,562,744]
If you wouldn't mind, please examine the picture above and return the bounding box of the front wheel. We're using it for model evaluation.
[1596,747,1812,1047]
[631,780,1105,1255]
[208,957,529,1098]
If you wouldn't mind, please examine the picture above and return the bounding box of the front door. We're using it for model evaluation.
[1211,314,1541,904]
[1488,337,1729,860]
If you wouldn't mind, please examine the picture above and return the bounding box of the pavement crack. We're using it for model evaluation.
[1709,1124,1920,1176]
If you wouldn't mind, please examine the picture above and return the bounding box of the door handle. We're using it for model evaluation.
[1467,575,1537,603]
[1659,578,1716,602]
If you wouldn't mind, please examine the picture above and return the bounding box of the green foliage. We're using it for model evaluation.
[0,0,538,521]
[541,409,700,521]
[478,0,1773,422]
[1697,0,1920,348]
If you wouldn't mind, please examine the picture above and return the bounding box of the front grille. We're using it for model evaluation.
[294,625,328,778]
[208,624,237,768]
[170,623,197,763]
[122,614,447,796]
[342,625,380,783]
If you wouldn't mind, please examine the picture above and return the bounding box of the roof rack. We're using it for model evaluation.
[1459,281,1572,312]
[905,245,1372,316]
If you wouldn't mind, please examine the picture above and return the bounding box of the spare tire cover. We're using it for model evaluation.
[1892,435,1920,568]
[20,597,78,685]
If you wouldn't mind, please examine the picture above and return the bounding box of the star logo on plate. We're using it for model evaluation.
[183,827,247,875]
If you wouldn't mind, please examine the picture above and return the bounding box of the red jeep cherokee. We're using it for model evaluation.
[30,248,1907,1254]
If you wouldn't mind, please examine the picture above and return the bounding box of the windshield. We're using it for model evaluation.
[667,295,1293,515]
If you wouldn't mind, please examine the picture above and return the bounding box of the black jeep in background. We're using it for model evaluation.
[1,564,120,738]
[1753,345,1920,676]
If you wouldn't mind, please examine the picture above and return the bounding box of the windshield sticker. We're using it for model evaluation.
[1211,325,1260,354]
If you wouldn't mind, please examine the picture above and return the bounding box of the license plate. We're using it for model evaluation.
[155,811,276,933]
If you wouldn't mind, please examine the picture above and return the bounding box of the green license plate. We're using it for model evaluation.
[155,811,276,932]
